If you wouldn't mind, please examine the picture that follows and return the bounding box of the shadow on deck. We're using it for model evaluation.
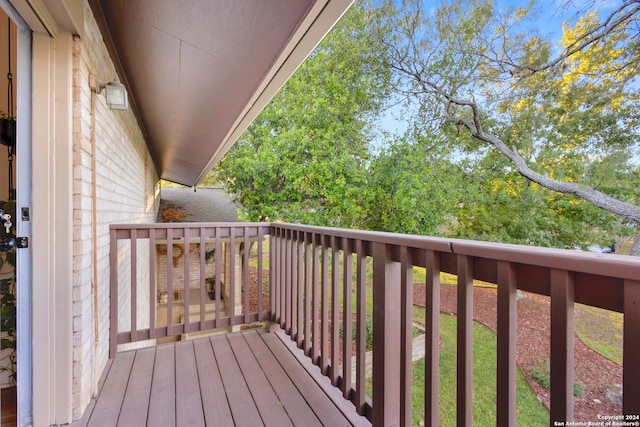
[72,328,369,427]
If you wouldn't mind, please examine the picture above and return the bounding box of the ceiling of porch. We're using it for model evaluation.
[89,0,352,186]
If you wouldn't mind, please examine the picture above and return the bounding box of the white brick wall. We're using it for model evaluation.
[71,2,160,418]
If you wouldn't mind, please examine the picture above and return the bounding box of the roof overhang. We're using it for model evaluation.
[89,0,354,186]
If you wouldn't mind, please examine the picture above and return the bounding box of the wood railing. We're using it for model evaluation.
[110,222,640,426]
[109,223,270,357]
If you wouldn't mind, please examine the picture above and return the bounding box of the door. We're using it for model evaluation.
[0,2,32,425]
[0,11,18,426]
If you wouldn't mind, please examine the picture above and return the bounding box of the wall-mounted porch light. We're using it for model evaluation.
[90,74,129,110]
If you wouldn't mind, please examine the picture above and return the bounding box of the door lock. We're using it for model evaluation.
[0,209,29,250]
[15,236,28,248]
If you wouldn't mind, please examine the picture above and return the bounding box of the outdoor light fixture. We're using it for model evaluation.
[92,75,129,110]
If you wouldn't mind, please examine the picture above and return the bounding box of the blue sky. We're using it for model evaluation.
[495,0,622,46]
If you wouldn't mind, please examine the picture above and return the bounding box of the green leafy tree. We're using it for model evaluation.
[364,130,469,235]
[450,154,626,248]
[213,3,393,227]
[372,0,640,253]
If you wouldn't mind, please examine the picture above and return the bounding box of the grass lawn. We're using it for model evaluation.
[575,304,623,365]
[412,312,549,426]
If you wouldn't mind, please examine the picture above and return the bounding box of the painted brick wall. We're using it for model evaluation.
[71,2,160,418]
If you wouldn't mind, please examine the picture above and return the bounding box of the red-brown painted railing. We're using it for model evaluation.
[269,223,640,427]
[110,222,640,427]
[109,223,270,357]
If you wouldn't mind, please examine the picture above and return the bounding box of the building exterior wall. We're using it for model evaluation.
[71,2,160,418]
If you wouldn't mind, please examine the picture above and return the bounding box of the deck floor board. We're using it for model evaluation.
[263,330,357,427]
[192,338,235,426]
[244,329,323,427]
[227,332,294,427]
[117,347,155,427]
[74,328,369,427]
[175,341,206,427]
[89,351,135,427]
[211,334,264,426]
[147,343,176,427]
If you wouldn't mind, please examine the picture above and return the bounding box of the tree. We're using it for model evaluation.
[372,0,640,253]
[363,130,469,236]
[213,3,392,227]
[448,153,628,248]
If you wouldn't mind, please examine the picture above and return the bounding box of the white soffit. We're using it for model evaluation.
[91,0,354,186]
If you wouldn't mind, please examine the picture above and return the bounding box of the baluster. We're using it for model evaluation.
[331,235,340,386]
[399,246,413,427]
[497,260,517,427]
[130,229,138,342]
[342,237,353,398]
[424,250,440,427]
[550,268,575,424]
[149,228,157,339]
[372,242,401,427]
[623,279,640,414]
[457,254,474,427]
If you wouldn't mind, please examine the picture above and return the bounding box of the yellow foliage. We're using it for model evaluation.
[558,11,632,91]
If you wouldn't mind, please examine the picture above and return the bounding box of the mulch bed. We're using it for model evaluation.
[414,283,623,423]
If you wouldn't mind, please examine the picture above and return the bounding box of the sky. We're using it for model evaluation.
[494,0,622,50]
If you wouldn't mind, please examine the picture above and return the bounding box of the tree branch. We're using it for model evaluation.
[455,102,640,223]
[514,1,640,75]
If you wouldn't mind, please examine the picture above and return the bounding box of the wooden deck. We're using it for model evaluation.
[73,328,370,427]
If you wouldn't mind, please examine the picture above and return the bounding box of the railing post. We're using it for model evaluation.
[183,227,191,330]
[424,250,440,427]
[321,235,329,374]
[109,228,118,358]
[497,260,517,427]
[285,229,292,332]
[130,229,138,343]
[296,231,304,345]
[229,227,237,326]
[258,227,265,321]
[372,242,400,427]
[304,232,312,355]
[342,237,353,399]
[291,230,299,340]
[331,235,340,385]
[149,228,157,339]
[457,254,474,427]
[550,269,575,424]
[400,246,413,427]
[167,228,174,337]
[269,227,277,322]
[624,279,640,414]
[312,232,320,363]
[355,239,367,415]
[243,228,250,324]
[215,228,222,329]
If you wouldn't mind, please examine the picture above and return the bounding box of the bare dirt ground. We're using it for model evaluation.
[414,283,623,423]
